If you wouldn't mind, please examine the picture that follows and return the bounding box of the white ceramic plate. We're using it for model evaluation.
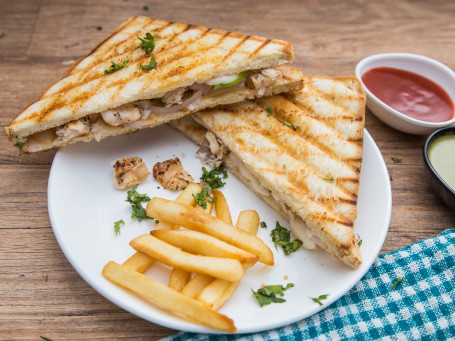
[48,125,391,334]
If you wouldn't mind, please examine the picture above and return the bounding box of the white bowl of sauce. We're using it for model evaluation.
[356,53,455,134]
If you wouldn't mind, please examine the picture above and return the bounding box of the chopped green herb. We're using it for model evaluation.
[391,277,404,289]
[104,59,129,74]
[143,5,149,10]
[291,99,297,105]
[213,71,250,90]
[193,187,210,209]
[200,166,228,189]
[351,118,354,123]
[358,239,363,247]
[125,186,152,221]
[332,97,335,100]
[153,28,159,32]
[96,26,103,31]
[207,197,217,204]
[322,172,334,182]
[391,157,402,164]
[310,294,329,306]
[283,121,298,131]
[14,141,25,151]
[252,283,294,307]
[40,337,53,341]
[140,56,157,70]
[266,107,273,116]
[315,98,319,101]
[260,221,267,228]
[0,33,5,39]
[270,221,303,255]
[114,219,125,235]
[137,32,160,54]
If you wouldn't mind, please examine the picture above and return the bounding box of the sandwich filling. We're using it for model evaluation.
[52,68,284,144]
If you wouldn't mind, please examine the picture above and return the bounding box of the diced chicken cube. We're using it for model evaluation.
[153,157,194,191]
[113,156,150,190]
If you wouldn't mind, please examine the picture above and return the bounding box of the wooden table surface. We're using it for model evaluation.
[1,0,454,339]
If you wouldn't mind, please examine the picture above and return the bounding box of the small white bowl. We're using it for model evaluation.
[355,53,455,134]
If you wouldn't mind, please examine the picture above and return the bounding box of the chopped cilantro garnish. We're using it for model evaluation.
[358,239,363,247]
[252,283,294,307]
[96,26,103,31]
[322,172,334,182]
[200,166,228,189]
[207,197,217,204]
[270,221,302,255]
[260,221,267,228]
[143,5,149,10]
[104,60,129,74]
[0,33,5,39]
[193,187,210,209]
[310,294,329,306]
[40,337,53,341]
[391,277,404,289]
[125,186,152,221]
[140,56,157,70]
[291,99,297,105]
[114,219,125,235]
[283,121,298,131]
[137,32,160,54]
[266,107,272,116]
[391,157,402,164]
[14,141,25,151]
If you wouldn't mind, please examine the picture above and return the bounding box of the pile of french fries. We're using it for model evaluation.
[102,183,274,333]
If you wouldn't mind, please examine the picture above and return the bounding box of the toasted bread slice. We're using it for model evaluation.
[4,16,298,153]
[21,66,303,153]
[170,76,366,268]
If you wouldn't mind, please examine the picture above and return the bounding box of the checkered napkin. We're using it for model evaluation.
[162,229,455,341]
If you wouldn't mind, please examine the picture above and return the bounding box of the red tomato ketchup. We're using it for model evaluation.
[362,67,454,122]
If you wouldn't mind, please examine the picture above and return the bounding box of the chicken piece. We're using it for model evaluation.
[196,132,229,168]
[101,103,141,126]
[56,117,91,142]
[248,68,283,95]
[162,87,186,107]
[113,157,150,190]
[153,158,194,191]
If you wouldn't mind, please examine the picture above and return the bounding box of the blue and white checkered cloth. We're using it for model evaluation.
[162,229,455,340]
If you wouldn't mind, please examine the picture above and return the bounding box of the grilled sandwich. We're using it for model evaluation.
[4,16,302,153]
[170,76,366,268]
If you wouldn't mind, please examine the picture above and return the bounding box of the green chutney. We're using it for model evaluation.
[428,132,455,191]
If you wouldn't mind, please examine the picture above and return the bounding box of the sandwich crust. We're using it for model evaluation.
[5,16,294,141]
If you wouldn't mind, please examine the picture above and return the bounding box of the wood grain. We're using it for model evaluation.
[1,0,455,339]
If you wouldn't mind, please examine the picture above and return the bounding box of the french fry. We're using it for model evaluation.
[122,251,155,273]
[146,198,274,265]
[102,261,236,333]
[124,183,203,271]
[130,234,245,282]
[197,278,231,307]
[154,183,202,230]
[181,274,215,298]
[235,210,260,235]
[151,229,258,268]
[213,190,232,225]
[168,268,192,291]
[198,210,260,309]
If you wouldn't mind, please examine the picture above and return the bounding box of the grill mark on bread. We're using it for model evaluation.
[249,38,271,58]
[217,34,251,66]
